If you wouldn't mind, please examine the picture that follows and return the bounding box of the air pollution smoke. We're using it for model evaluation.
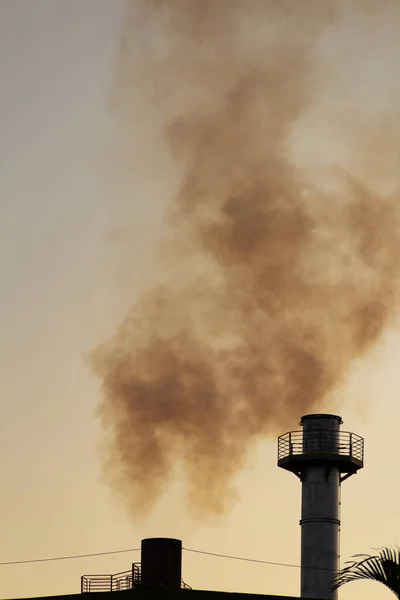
[92,0,400,518]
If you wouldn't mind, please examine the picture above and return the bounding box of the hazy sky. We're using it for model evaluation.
[1,2,400,600]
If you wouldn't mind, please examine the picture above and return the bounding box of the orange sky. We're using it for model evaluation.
[1,2,400,600]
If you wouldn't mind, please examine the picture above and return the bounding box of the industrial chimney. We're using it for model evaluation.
[278,414,364,600]
[141,537,183,590]
[81,538,189,593]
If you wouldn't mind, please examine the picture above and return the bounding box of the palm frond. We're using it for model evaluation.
[332,546,400,597]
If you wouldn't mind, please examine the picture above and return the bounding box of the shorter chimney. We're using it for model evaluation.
[141,538,182,590]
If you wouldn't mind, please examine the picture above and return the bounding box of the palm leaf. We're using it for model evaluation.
[332,546,400,598]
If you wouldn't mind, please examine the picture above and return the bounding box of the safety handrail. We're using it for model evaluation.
[277,430,364,463]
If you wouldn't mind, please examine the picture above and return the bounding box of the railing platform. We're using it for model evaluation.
[81,564,191,593]
[277,429,364,478]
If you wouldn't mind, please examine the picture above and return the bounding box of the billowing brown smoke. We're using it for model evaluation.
[92,0,400,518]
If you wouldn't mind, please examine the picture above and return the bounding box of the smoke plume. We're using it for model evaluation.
[92,0,400,518]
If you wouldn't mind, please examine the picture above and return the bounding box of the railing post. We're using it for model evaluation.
[289,431,292,456]
[349,432,352,457]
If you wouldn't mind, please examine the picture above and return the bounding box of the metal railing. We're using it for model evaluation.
[277,430,364,464]
[81,564,140,593]
[81,563,191,593]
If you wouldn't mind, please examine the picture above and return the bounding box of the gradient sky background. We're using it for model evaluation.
[1,2,400,600]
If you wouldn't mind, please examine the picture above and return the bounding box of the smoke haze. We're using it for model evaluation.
[91,0,400,518]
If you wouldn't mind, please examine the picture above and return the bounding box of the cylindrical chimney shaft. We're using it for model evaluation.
[141,538,182,590]
[300,415,341,600]
[277,414,364,600]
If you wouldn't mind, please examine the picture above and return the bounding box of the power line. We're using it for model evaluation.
[183,547,302,569]
[1,546,334,572]
[0,548,140,567]
[183,547,335,572]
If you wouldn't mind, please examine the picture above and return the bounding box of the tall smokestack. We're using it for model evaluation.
[278,414,364,599]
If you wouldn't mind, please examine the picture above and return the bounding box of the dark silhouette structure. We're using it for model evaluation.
[81,539,190,593]
[13,537,328,600]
